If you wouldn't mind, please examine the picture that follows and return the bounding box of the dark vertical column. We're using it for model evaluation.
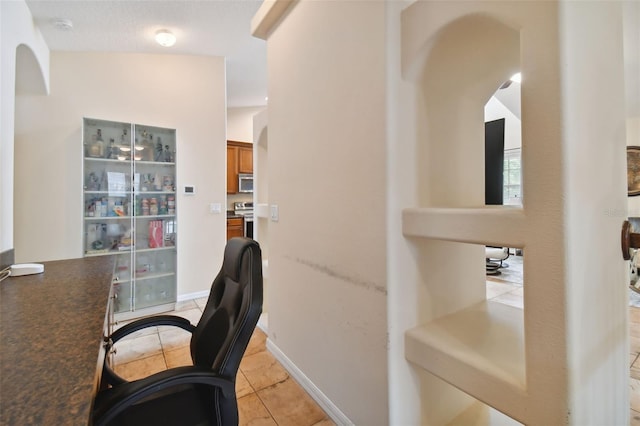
[485,118,505,205]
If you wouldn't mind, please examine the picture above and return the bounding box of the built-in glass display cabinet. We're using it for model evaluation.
[83,118,177,320]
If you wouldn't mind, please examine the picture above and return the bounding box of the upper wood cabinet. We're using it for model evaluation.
[238,146,253,174]
[227,145,239,194]
[227,140,253,194]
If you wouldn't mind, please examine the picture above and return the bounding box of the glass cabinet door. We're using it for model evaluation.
[83,118,177,320]
[113,254,132,314]
[131,124,177,314]
[83,119,134,256]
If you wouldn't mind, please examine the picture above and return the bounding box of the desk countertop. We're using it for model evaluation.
[0,256,114,425]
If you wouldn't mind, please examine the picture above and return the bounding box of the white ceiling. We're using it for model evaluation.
[22,1,639,117]
[24,0,267,108]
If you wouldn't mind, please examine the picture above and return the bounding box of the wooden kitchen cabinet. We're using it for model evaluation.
[227,140,253,194]
[227,146,239,194]
[238,145,253,173]
[226,217,244,240]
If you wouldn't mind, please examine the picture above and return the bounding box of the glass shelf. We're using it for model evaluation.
[85,190,176,195]
[84,157,175,167]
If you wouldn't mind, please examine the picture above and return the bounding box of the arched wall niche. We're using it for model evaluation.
[403,14,526,423]
[406,14,524,387]
[414,14,520,207]
[15,43,48,96]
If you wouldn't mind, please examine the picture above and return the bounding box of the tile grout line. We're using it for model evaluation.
[252,382,281,426]
[112,311,332,425]
[160,329,170,371]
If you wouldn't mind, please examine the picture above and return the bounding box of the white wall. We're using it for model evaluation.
[258,1,389,424]
[0,0,49,256]
[559,2,628,422]
[253,108,268,244]
[252,109,269,314]
[485,95,522,151]
[227,106,264,142]
[13,52,227,297]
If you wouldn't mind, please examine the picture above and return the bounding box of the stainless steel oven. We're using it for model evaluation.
[233,202,254,239]
[244,216,253,239]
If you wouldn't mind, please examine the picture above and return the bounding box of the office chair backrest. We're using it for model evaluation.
[190,237,263,378]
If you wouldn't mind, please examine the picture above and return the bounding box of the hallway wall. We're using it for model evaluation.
[258,1,389,423]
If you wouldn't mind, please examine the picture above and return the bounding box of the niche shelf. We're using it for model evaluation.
[402,205,529,421]
[402,206,526,248]
[405,300,527,420]
[448,400,523,425]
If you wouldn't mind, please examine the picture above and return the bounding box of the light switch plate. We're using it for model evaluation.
[210,203,222,214]
[270,204,279,222]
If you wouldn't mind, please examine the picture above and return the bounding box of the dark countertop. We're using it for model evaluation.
[0,256,114,425]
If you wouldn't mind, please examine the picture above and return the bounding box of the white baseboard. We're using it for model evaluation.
[257,313,269,333]
[266,339,354,426]
[177,290,210,302]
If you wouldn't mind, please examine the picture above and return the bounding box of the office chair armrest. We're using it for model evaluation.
[102,315,197,387]
[92,366,234,426]
[109,314,196,344]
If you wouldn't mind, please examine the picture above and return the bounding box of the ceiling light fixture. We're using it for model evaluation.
[510,72,522,83]
[155,29,176,47]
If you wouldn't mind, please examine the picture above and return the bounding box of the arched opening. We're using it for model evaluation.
[406,13,525,424]
[15,44,48,96]
[416,14,520,207]
[485,73,522,207]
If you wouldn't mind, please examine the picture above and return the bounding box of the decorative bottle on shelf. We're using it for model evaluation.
[144,134,155,161]
[155,137,164,162]
[118,129,129,160]
[137,130,151,161]
[89,129,105,157]
[107,138,117,159]
[96,129,105,158]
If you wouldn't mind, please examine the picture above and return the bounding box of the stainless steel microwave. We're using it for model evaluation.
[238,173,253,193]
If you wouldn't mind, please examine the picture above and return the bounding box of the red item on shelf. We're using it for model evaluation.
[148,220,164,248]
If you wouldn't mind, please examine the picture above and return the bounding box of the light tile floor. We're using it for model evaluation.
[112,256,639,425]
[487,254,640,425]
[111,298,334,426]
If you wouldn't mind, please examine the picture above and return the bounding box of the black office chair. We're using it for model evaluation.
[92,237,263,426]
